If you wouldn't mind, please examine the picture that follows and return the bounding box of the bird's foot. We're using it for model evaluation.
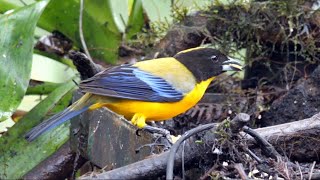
[135,125,173,154]
[135,136,171,154]
[143,125,173,145]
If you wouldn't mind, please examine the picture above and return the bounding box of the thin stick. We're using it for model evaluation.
[166,123,218,180]
[182,141,186,180]
[79,0,93,61]
[245,148,263,164]
[234,163,248,180]
[309,161,316,180]
[295,162,303,180]
[243,126,281,159]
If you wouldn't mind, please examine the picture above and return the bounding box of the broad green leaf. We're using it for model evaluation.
[142,0,172,23]
[0,0,19,13]
[85,0,126,34]
[108,0,129,33]
[33,49,76,68]
[0,80,75,179]
[31,54,77,83]
[0,0,51,13]
[37,0,121,63]
[17,95,48,112]
[0,0,49,122]
[126,0,144,39]
[0,0,36,8]
[85,0,145,44]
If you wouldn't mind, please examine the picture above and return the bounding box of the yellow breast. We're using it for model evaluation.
[104,77,214,121]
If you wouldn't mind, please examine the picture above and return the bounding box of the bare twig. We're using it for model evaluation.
[199,164,217,180]
[243,126,281,159]
[182,141,186,180]
[167,113,250,179]
[296,162,303,180]
[309,161,316,180]
[166,123,218,180]
[79,0,93,61]
[234,163,248,180]
[243,123,320,179]
[305,173,320,180]
[245,147,263,164]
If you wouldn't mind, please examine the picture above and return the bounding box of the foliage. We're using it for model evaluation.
[0,0,213,178]
[38,0,121,63]
[0,80,75,179]
[184,0,320,89]
[0,0,48,122]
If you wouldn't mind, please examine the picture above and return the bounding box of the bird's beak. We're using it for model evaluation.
[222,57,242,71]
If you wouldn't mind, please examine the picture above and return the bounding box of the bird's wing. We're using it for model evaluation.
[79,64,185,102]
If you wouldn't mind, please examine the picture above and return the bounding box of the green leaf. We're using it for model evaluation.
[126,0,144,39]
[85,0,125,34]
[31,54,77,83]
[33,49,76,68]
[107,0,129,33]
[0,0,49,122]
[0,0,19,13]
[37,0,122,63]
[26,82,61,95]
[0,80,75,179]
[142,0,172,23]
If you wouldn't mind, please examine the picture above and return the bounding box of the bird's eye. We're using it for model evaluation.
[210,55,218,62]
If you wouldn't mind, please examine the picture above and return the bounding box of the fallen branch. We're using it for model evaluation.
[166,113,250,179]
[243,126,281,159]
[80,125,210,179]
[80,113,320,179]
[244,113,320,162]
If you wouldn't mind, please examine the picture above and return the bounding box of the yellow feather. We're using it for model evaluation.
[134,57,196,93]
[104,77,214,122]
[176,47,206,54]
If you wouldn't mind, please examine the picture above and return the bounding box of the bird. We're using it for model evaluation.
[25,47,242,142]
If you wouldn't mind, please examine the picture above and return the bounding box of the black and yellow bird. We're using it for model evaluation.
[25,47,242,141]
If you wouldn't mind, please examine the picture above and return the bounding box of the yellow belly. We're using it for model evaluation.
[104,77,214,121]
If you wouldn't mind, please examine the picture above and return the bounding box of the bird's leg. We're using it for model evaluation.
[131,113,172,143]
[143,125,173,150]
[131,114,173,152]
[135,135,169,154]
[143,125,172,144]
[131,113,147,128]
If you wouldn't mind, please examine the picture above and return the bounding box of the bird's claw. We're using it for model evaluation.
[135,141,169,154]
[135,125,173,154]
[143,125,173,145]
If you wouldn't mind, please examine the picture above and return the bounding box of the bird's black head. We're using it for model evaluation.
[174,47,242,82]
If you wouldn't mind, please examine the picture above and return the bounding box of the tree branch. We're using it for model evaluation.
[80,113,320,179]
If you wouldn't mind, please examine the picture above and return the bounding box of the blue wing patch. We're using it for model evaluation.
[79,65,183,102]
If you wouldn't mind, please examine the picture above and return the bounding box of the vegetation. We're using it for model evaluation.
[0,0,319,179]
[0,0,209,178]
